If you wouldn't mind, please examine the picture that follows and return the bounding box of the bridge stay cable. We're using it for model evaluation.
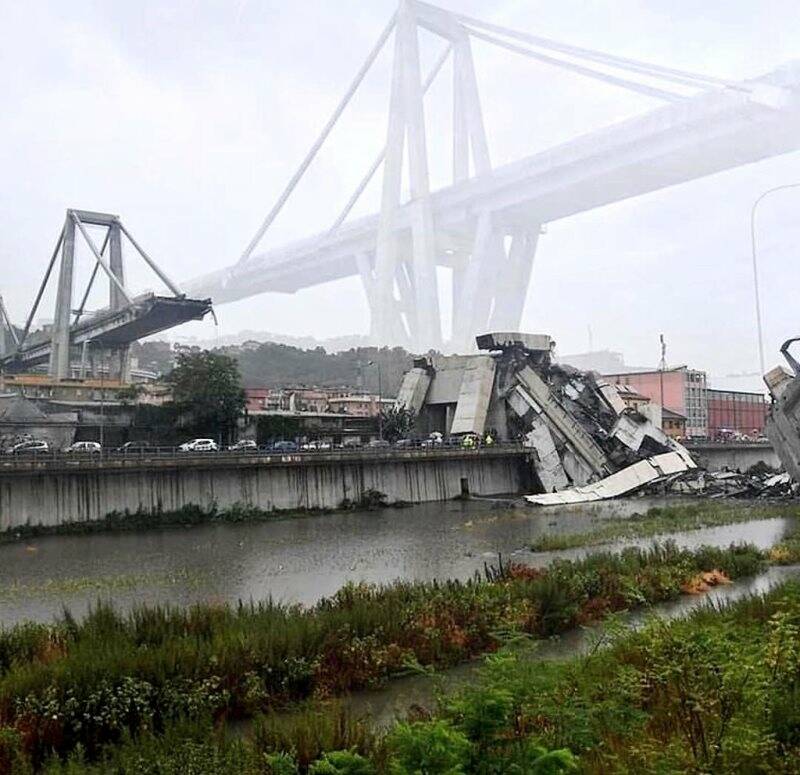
[465,27,685,102]
[442,4,744,92]
[70,212,133,307]
[0,295,19,348]
[236,11,399,268]
[16,227,65,352]
[328,41,453,235]
[74,228,112,324]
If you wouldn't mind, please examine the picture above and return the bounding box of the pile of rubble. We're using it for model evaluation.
[649,469,796,500]
[397,332,697,504]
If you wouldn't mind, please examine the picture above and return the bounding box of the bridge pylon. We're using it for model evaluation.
[208,1,790,353]
[3,209,209,381]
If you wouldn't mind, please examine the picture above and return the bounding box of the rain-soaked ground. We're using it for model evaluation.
[0,495,795,626]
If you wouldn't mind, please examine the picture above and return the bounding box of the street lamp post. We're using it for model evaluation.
[368,359,383,440]
[750,183,800,376]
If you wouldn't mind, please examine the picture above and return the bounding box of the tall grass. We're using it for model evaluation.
[35,581,800,774]
[0,540,767,767]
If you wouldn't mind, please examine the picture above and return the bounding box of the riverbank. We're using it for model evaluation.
[0,539,768,769]
[529,501,800,551]
[15,575,800,773]
[0,495,392,545]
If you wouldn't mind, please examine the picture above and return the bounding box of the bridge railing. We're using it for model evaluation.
[0,440,526,469]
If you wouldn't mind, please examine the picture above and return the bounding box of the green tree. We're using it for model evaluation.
[381,405,416,442]
[168,351,245,443]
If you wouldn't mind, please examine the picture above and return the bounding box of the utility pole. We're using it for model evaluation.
[658,334,666,421]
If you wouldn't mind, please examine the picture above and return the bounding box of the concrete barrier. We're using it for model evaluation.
[0,447,533,530]
[685,442,781,473]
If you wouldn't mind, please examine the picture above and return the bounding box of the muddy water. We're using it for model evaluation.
[0,497,793,627]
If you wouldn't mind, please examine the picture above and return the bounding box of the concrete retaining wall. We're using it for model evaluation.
[687,443,782,473]
[0,449,531,530]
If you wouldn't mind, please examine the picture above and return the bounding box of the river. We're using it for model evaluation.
[0,496,794,626]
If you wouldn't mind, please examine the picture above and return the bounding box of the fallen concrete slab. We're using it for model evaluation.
[525,451,697,506]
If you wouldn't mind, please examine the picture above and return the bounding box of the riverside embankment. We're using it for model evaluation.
[0,446,532,530]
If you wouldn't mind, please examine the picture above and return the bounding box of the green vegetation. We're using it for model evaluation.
[379,406,416,444]
[20,580,800,774]
[167,350,246,443]
[0,569,202,601]
[132,340,417,395]
[0,502,341,544]
[230,343,413,395]
[530,501,800,552]
[0,541,767,768]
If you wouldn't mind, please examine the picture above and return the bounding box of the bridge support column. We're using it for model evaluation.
[108,220,131,382]
[488,226,540,331]
[450,221,539,352]
[48,215,76,379]
[373,0,442,352]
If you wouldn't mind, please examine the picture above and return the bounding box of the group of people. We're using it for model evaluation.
[460,429,497,448]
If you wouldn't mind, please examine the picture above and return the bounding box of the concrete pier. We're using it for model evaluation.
[0,447,533,531]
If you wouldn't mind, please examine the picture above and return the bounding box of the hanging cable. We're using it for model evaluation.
[466,27,684,102]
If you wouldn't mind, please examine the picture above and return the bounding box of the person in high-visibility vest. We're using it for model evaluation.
[484,432,494,446]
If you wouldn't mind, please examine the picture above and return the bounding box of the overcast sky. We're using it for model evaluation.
[1,0,799,390]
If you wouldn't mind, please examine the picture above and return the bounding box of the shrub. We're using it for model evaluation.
[387,720,472,775]
[308,749,376,775]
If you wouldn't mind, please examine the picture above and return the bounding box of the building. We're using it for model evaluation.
[603,367,708,438]
[706,388,768,440]
[327,395,394,417]
[0,373,130,404]
[613,384,651,412]
[661,408,687,439]
[244,387,348,414]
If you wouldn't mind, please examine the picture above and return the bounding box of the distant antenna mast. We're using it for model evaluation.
[658,333,667,413]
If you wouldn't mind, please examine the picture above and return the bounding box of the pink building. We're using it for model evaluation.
[327,395,394,417]
[603,367,708,438]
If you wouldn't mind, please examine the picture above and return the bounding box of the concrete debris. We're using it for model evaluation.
[765,336,800,482]
[397,331,697,498]
[525,451,697,506]
[649,468,797,500]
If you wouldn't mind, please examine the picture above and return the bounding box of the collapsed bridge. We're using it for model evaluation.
[0,210,213,381]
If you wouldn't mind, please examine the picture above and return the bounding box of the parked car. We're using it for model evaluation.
[178,438,219,453]
[10,440,50,455]
[367,439,390,448]
[301,440,332,451]
[115,441,156,454]
[228,439,257,452]
[394,437,420,448]
[271,440,298,452]
[64,441,101,454]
